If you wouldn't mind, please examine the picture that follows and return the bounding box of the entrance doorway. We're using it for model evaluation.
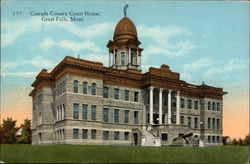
[153,114,159,124]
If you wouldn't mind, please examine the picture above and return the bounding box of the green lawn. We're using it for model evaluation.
[0,145,249,163]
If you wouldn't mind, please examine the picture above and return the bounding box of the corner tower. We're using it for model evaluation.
[107,8,143,71]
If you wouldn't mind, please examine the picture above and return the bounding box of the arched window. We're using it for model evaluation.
[73,80,78,93]
[91,83,96,95]
[82,81,87,94]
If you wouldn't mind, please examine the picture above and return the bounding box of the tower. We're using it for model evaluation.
[107,9,143,71]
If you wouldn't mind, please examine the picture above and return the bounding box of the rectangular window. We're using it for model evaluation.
[212,136,215,143]
[91,130,96,139]
[217,119,220,129]
[208,117,211,129]
[114,109,119,123]
[82,104,88,120]
[134,111,139,124]
[73,103,79,119]
[103,87,109,98]
[125,90,129,101]
[212,102,215,111]
[91,83,96,95]
[172,97,176,108]
[188,100,192,109]
[194,117,198,128]
[103,108,109,123]
[164,96,168,106]
[212,118,215,129]
[194,101,198,110]
[73,129,79,139]
[82,82,87,94]
[120,52,125,65]
[134,92,139,102]
[124,132,129,140]
[208,102,211,110]
[188,117,191,128]
[172,115,176,124]
[181,98,185,108]
[161,133,168,141]
[208,136,211,143]
[103,131,109,140]
[181,116,184,125]
[114,88,119,100]
[114,131,119,140]
[82,129,88,139]
[124,110,129,123]
[91,105,96,121]
[217,136,220,143]
[217,103,220,111]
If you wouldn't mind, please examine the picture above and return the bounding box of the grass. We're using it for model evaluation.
[0,144,249,163]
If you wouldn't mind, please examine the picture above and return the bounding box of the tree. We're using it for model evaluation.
[17,119,32,144]
[238,138,243,146]
[231,138,238,146]
[243,135,250,146]
[0,117,19,144]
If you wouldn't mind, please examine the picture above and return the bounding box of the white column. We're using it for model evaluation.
[149,86,154,124]
[159,88,163,124]
[128,47,131,64]
[113,49,115,65]
[168,90,172,124]
[176,91,180,125]
[56,107,59,122]
[62,106,64,120]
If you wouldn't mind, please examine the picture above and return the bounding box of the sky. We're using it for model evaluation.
[1,0,249,139]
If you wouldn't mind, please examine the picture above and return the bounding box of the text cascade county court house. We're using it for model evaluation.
[29,14,227,147]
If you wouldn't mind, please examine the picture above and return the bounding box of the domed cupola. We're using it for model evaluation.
[107,5,143,71]
[114,17,138,42]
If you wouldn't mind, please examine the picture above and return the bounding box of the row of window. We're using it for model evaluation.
[73,129,130,141]
[56,104,65,122]
[55,129,65,140]
[103,87,139,102]
[207,118,220,130]
[180,99,199,110]
[208,101,220,111]
[103,108,139,124]
[56,81,66,97]
[180,116,200,129]
[73,104,96,120]
[73,104,139,124]
[208,136,220,143]
[73,80,96,95]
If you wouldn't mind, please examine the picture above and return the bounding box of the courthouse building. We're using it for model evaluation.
[29,13,227,146]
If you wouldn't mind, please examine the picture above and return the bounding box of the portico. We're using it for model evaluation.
[148,86,181,126]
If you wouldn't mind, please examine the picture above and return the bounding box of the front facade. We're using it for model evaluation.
[29,15,227,146]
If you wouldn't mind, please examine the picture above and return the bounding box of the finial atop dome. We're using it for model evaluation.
[124,4,129,17]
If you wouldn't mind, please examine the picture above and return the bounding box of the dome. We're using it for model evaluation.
[114,17,137,40]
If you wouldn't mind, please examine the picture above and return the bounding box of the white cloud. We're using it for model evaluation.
[1,57,54,71]
[39,39,101,52]
[138,25,192,44]
[180,72,192,81]
[182,58,213,71]
[204,59,248,78]
[137,24,196,60]
[2,17,114,47]
[82,53,109,66]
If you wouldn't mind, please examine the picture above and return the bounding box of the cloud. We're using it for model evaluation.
[182,57,213,71]
[2,17,114,47]
[1,57,54,72]
[39,39,101,52]
[204,59,248,78]
[137,24,196,60]
[82,53,109,66]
